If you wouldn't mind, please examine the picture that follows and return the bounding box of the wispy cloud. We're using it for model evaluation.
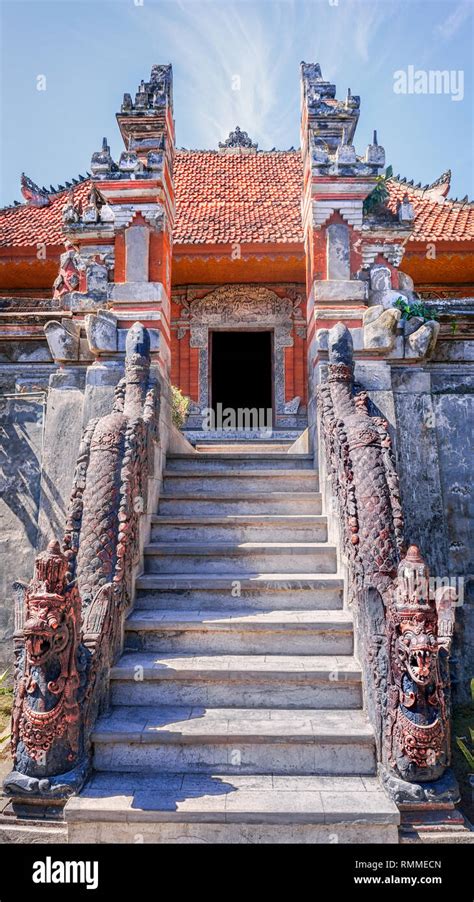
[132,0,301,149]
[435,1,472,41]
[350,1,388,64]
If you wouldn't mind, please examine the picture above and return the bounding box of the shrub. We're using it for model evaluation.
[394,297,439,323]
[171,385,191,429]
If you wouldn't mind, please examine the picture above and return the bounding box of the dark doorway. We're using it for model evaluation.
[211,331,273,418]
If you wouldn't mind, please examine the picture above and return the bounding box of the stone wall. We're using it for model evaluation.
[346,333,473,704]
[0,360,50,672]
[391,348,474,704]
[310,301,473,705]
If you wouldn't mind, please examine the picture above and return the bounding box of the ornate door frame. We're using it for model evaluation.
[175,284,306,428]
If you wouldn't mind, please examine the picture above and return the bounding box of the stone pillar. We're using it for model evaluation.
[299,62,387,450]
[59,65,175,381]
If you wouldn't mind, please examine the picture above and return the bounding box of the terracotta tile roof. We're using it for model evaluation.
[386,176,474,243]
[1,154,473,249]
[173,150,303,244]
[0,181,90,249]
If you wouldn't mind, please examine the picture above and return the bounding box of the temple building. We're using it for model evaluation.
[0,63,472,843]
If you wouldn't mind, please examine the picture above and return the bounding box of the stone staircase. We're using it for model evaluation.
[65,447,399,843]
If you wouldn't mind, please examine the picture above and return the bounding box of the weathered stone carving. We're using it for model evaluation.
[364,264,440,359]
[62,189,80,224]
[5,323,159,804]
[82,185,102,223]
[62,185,115,229]
[90,137,116,179]
[182,284,302,325]
[120,64,172,113]
[62,323,158,723]
[388,545,455,782]
[84,309,118,354]
[398,193,415,223]
[53,248,112,306]
[317,323,457,801]
[301,62,385,179]
[20,173,50,208]
[44,318,81,362]
[218,127,258,153]
[53,250,82,299]
[363,305,401,352]
[5,541,88,799]
[405,320,440,359]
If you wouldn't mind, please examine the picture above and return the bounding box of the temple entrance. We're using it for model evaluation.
[210,331,273,429]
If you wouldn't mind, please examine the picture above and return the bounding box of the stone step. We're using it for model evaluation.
[166,454,315,471]
[150,514,328,544]
[91,706,376,776]
[191,439,299,451]
[158,492,322,516]
[134,574,344,611]
[143,543,338,575]
[65,773,399,843]
[162,471,319,494]
[124,609,353,655]
[110,653,362,708]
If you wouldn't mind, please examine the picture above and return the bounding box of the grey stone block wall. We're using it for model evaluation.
[351,347,473,705]
[0,365,49,673]
[0,350,126,673]
[392,363,474,704]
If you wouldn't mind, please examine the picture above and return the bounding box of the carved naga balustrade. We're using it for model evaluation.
[5,323,159,804]
[317,323,458,805]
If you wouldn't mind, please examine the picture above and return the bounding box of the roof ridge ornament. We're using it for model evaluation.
[390,169,454,203]
[20,174,50,208]
[218,126,258,154]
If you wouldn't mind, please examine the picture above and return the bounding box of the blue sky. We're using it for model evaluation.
[0,0,472,207]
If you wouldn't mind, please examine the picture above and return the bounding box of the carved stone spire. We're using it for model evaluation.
[300,61,360,151]
[116,64,174,160]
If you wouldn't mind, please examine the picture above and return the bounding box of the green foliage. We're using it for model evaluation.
[394,297,439,322]
[456,678,474,768]
[171,385,191,429]
[0,669,12,745]
[363,165,393,215]
[451,680,474,823]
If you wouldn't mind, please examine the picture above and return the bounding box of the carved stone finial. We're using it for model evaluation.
[328,322,354,366]
[218,126,258,153]
[402,544,424,565]
[62,189,79,224]
[90,137,115,179]
[301,61,359,150]
[82,184,102,223]
[398,193,415,223]
[116,64,174,156]
[126,321,150,359]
